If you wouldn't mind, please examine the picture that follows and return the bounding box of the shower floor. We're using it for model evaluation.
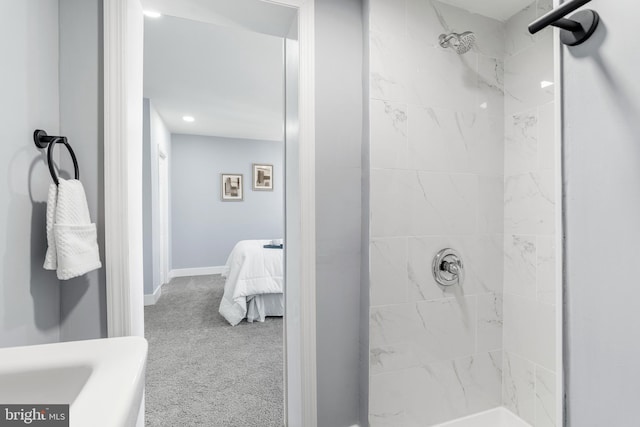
[435,407,531,427]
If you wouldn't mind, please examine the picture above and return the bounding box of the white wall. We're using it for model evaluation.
[563,1,640,426]
[0,0,61,347]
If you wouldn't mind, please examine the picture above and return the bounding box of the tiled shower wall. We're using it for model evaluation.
[368,0,506,425]
[502,2,557,426]
[367,0,557,426]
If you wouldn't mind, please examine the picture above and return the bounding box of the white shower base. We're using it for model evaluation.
[435,407,531,427]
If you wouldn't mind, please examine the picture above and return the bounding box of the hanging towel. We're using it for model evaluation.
[43,178,101,280]
[43,183,58,270]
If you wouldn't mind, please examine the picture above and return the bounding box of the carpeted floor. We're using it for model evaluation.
[144,275,284,427]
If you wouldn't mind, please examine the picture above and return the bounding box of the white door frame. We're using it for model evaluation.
[104,0,145,339]
[103,0,317,426]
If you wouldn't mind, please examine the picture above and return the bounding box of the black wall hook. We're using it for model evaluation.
[33,129,80,186]
[529,0,600,46]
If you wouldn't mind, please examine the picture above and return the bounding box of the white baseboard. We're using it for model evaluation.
[168,266,227,280]
[143,284,162,306]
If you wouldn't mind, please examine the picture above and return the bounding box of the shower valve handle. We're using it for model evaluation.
[442,260,461,277]
[432,249,464,287]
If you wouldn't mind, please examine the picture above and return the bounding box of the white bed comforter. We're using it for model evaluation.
[219,240,284,325]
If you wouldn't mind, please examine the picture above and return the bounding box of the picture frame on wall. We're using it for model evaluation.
[221,173,243,201]
[252,164,273,191]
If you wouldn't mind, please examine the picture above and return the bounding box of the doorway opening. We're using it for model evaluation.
[140,6,295,426]
[104,0,317,424]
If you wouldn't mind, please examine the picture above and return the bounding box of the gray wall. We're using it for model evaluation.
[2,3,367,423]
[0,0,61,348]
[315,0,364,425]
[142,99,171,296]
[360,1,370,423]
[143,99,153,294]
[564,2,640,426]
[59,0,107,341]
[170,134,284,269]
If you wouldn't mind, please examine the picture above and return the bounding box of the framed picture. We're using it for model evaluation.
[253,164,273,191]
[221,174,243,201]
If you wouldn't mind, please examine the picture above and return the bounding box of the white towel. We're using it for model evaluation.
[43,179,102,280]
[43,183,58,270]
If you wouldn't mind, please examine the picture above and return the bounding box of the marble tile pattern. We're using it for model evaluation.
[370,352,502,426]
[502,351,535,425]
[368,0,557,426]
[368,0,507,425]
[502,2,557,427]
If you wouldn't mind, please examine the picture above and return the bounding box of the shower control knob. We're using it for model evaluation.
[432,249,464,287]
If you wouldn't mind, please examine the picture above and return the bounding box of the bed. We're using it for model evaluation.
[219,240,284,326]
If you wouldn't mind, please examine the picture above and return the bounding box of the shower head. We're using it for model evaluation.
[439,31,476,54]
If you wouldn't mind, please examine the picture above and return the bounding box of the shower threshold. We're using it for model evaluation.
[435,407,532,427]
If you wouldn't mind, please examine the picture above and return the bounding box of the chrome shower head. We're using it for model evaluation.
[439,31,476,54]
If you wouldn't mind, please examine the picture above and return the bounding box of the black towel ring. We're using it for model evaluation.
[33,129,80,186]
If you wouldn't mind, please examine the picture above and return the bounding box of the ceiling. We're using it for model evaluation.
[143,15,285,141]
[141,0,297,38]
[438,0,534,21]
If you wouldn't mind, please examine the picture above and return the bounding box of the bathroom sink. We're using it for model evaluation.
[0,337,148,427]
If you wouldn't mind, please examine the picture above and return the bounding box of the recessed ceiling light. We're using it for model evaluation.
[183,116,195,123]
[143,10,162,18]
